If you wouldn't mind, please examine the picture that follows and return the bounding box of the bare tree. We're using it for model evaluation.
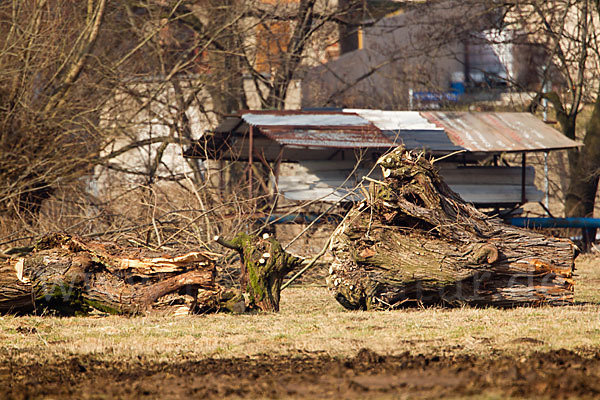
[504,0,600,246]
[0,0,108,219]
[0,0,372,250]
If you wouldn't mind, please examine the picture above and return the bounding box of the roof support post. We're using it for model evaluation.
[273,146,284,208]
[521,153,527,204]
[544,151,549,210]
[249,125,254,199]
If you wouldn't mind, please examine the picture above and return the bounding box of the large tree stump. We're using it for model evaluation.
[215,233,302,312]
[0,233,218,315]
[328,147,577,309]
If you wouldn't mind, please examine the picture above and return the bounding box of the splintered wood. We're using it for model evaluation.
[0,232,303,316]
[0,233,219,315]
[328,147,577,309]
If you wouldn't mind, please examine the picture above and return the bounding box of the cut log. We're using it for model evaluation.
[0,233,218,315]
[328,147,577,309]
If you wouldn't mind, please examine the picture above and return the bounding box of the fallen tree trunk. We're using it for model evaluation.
[0,233,218,315]
[328,147,577,309]
[0,232,303,315]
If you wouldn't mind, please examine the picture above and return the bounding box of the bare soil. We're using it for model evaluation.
[2,348,600,399]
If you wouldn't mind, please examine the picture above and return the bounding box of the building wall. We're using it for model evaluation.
[95,74,302,192]
[301,1,549,109]
[302,2,469,109]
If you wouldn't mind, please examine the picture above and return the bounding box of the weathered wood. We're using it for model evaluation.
[328,147,577,310]
[0,233,218,315]
[215,233,302,312]
[0,262,34,314]
[0,232,303,315]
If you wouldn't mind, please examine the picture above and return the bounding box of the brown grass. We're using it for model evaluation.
[1,255,599,365]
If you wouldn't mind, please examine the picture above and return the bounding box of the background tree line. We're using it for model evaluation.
[0,0,599,250]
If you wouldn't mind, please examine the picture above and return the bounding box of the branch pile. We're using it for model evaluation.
[328,147,577,309]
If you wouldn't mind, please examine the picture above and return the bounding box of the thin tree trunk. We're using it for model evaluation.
[565,94,600,249]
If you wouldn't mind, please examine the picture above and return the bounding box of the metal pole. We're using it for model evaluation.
[248,125,253,199]
[544,151,549,211]
[273,146,284,209]
[521,153,527,204]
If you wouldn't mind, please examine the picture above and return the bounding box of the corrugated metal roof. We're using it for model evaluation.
[384,130,464,152]
[242,112,369,127]
[421,111,580,152]
[258,126,392,148]
[239,110,391,148]
[210,109,581,154]
[345,109,464,151]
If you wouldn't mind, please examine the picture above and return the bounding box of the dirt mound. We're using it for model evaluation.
[2,349,600,399]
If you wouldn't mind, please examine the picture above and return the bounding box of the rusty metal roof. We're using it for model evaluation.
[421,111,580,152]
[345,109,465,152]
[240,110,393,148]
[209,109,580,154]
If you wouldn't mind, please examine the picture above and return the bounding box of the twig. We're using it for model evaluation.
[282,191,353,251]
[430,149,466,164]
[281,201,358,290]
[281,236,331,290]
[363,176,387,186]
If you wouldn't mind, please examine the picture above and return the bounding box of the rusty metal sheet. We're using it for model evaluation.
[238,110,391,148]
[345,109,464,152]
[421,111,581,152]
[259,126,392,148]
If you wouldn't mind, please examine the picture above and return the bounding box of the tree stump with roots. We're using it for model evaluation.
[328,147,577,310]
[215,233,302,312]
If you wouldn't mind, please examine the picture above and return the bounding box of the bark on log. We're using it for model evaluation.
[0,233,218,315]
[328,147,577,310]
[215,233,302,312]
[0,232,303,315]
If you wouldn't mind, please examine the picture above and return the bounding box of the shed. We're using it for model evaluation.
[185,109,580,209]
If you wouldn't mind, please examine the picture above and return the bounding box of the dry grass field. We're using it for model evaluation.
[1,254,600,399]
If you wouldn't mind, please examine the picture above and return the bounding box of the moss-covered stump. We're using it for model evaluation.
[0,233,218,315]
[215,233,302,312]
[328,147,577,310]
